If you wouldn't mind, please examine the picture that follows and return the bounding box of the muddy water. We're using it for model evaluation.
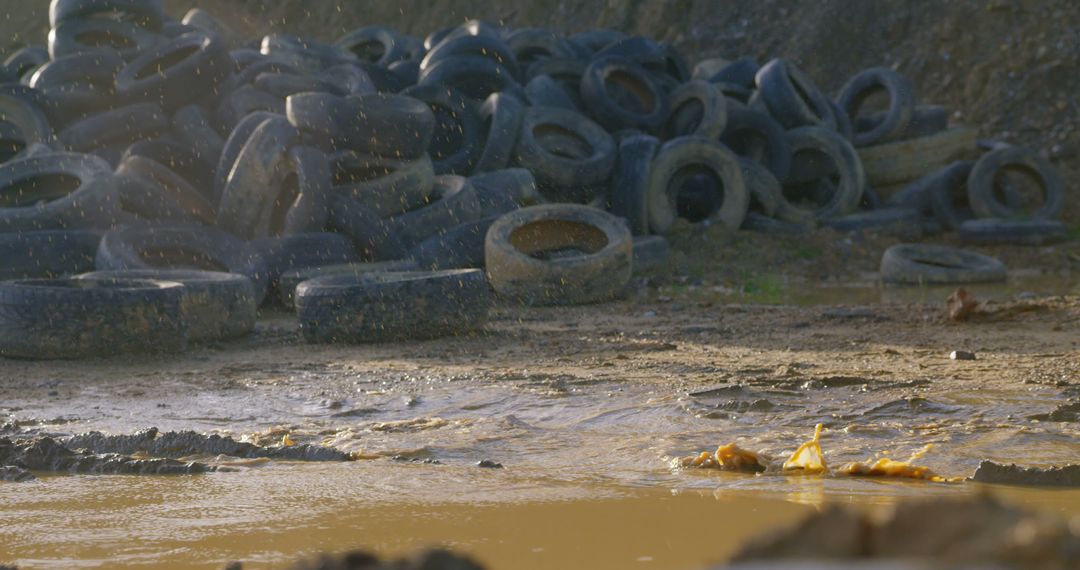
[2,281,1079,568]
[4,364,1080,568]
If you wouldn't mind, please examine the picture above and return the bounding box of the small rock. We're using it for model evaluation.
[950,350,976,361]
[477,459,503,469]
[642,311,657,318]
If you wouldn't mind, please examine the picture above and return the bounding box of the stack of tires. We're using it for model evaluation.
[0,2,1069,356]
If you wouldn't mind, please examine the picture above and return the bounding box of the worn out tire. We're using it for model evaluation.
[474,92,525,174]
[485,204,632,306]
[966,145,1064,221]
[858,127,978,187]
[277,260,418,309]
[0,229,102,280]
[76,269,256,342]
[296,269,492,343]
[648,135,748,233]
[610,134,659,235]
[0,152,118,232]
[880,243,1006,285]
[217,116,300,239]
[0,277,185,360]
[958,218,1069,247]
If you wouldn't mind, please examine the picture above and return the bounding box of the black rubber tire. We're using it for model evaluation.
[512,106,616,203]
[234,58,301,85]
[388,59,421,86]
[286,92,435,159]
[379,174,483,257]
[701,57,759,88]
[297,269,492,343]
[474,92,526,173]
[485,204,632,305]
[581,55,668,132]
[336,26,412,67]
[958,218,1070,247]
[593,37,667,72]
[525,75,579,111]
[170,104,225,169]
[278,146,333,235]
[330,151,435,218]
[417,55,519,101]
[58,103,169,153]
[217,116,301,239]
[663,80,727,140]
[120,139,211,205]
[247,232,359,298]
[408,215,499,270]
[94,224,269,301]
[774,126,864,223]
[568,29,626,55]
[755,58,836,130]
[631,234,669,275]
[421,33,519,82]
[215,86,284,134]
[740,212,815,234]
[836,67,916,147]
[181,8,241,49]
[277,260,419,309]
[27,51,123,126]
[400,85,484,175]
[925,161,977,230]
[0,230,103,280]
[823,207,922,237]
[738,157,782,217]
[719,108,793,181]
[469,167,543,217]
[254,72,345,99]
[330,174,482,260]
[4,46,50,80]
[116,155,216,225]
[524,58,587,107]
[648,135,748,233]
[116,31,233,111]
[0,85,54,154]
[880,243,1006,285]
[504,28,577,70]
[0,277,185,360]
[610,134,659,235]
[259,34,352,72]
[50,0,166,29]
[0,152,118,232]
[966,146,1064,221]
[48,19,161,61]
[76,269,256,342]
[858,127,978,187]
[213,111,281,203]
[855,105,949,143]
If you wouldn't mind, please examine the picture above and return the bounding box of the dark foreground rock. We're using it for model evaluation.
[0,465,34,481]
[0,437,217,476]
[65,428,353,462]
[971,461,1080,487]
[226,549,485,570]
[725,495,1080,570]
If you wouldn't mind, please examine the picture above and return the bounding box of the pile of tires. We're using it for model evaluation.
[0,1,1069,356]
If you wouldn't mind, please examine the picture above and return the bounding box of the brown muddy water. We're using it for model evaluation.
[2,278,1079,569]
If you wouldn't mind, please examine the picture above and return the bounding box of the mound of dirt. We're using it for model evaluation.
[3,0,1077,221]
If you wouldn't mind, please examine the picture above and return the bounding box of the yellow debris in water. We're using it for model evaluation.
[679,443,766,472]
[838,444,961,482]
[782,423,828,474]
[282,434,296,446]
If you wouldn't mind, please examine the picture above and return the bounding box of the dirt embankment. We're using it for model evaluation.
[2,0,1077,222]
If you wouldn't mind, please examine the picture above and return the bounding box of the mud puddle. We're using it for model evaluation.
[2,280,1078,568]
[3,467,1080,570]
